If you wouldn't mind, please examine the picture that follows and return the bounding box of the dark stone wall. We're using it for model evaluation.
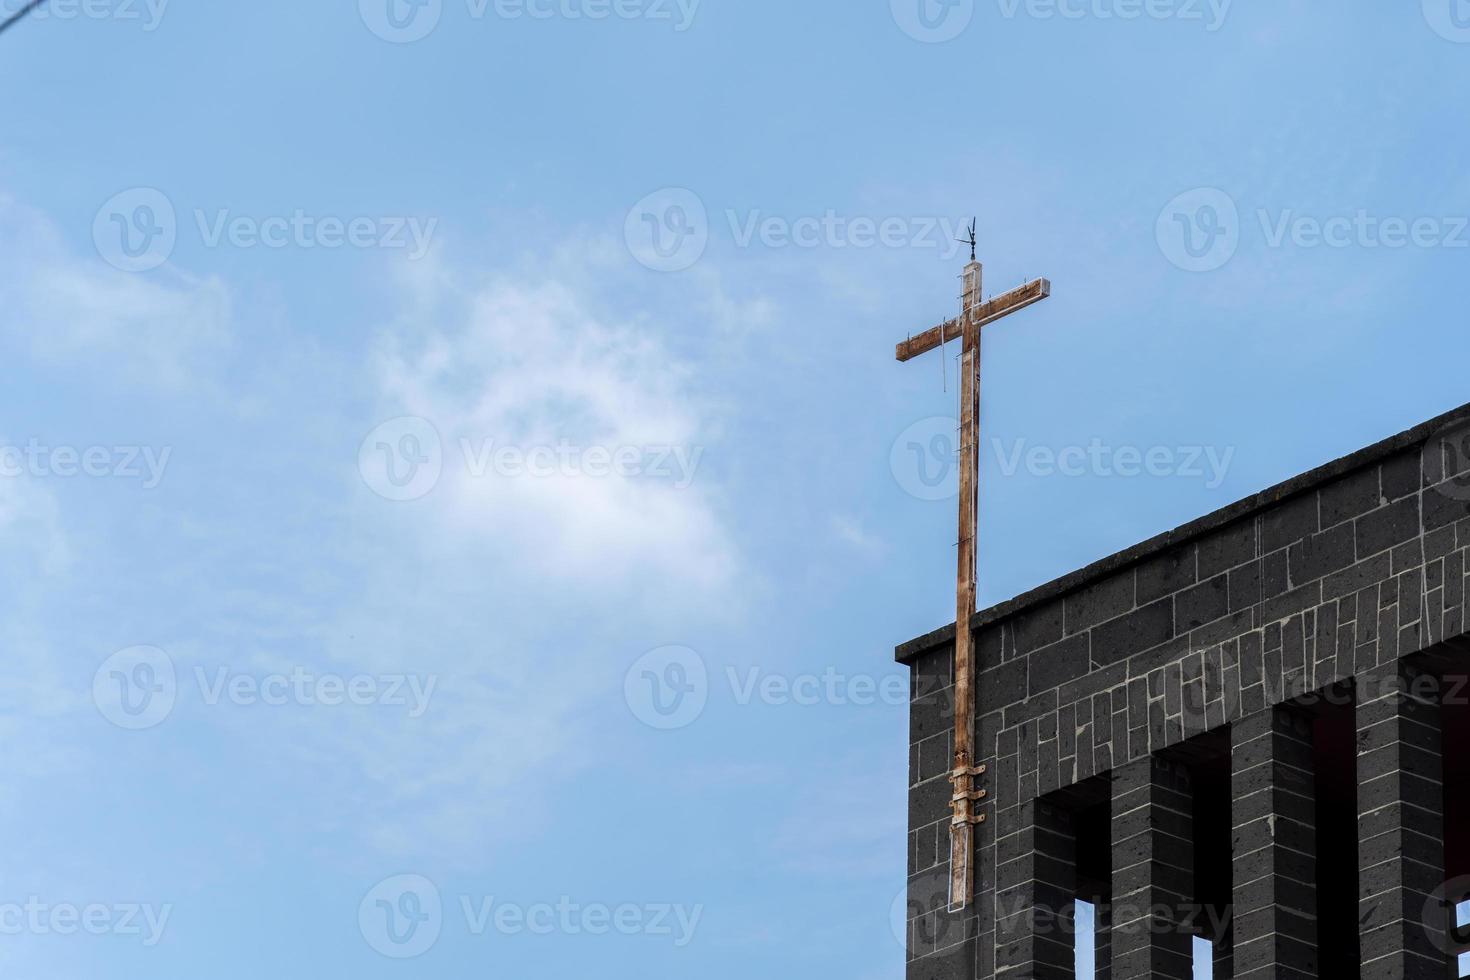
[900,404,1470,979]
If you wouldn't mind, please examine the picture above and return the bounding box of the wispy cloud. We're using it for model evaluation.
[283,244,749,863]
[367,252,739,596]
[0,194,231,385]
[0,472,87,803]
[830,514,883,555]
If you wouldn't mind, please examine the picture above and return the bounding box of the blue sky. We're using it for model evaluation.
[1,1,1469,977]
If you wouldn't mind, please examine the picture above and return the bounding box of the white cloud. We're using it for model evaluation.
[369,257,738,597]
[0,471,69,582]
[830,514,882,555]
[0,476,85,796]
[0,200,750,868]
[0,194,230,385]
[281,248,748,863]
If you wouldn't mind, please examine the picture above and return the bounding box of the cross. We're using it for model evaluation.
[895,232,1051,912]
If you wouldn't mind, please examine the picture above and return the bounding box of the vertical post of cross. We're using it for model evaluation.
[949,260,983,911]
[893,246,1051,913]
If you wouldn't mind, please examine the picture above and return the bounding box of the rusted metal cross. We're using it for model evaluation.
[895,242,1051,912]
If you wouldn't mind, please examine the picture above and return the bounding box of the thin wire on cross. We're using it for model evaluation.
[0,0,49,37]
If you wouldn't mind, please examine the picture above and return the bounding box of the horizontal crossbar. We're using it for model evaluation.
[894,278,1051,362]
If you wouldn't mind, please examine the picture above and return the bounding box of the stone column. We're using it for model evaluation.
[1092,897,1112,980]
[995,798,1078,977]
[1112,756,1195,979]
[1356,663,1447,979]
[1230,704,1316,978]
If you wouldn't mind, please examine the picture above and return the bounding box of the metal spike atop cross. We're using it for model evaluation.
[895,227,1052,912]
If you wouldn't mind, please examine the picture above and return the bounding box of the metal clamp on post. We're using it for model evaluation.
[949,763,989,822]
